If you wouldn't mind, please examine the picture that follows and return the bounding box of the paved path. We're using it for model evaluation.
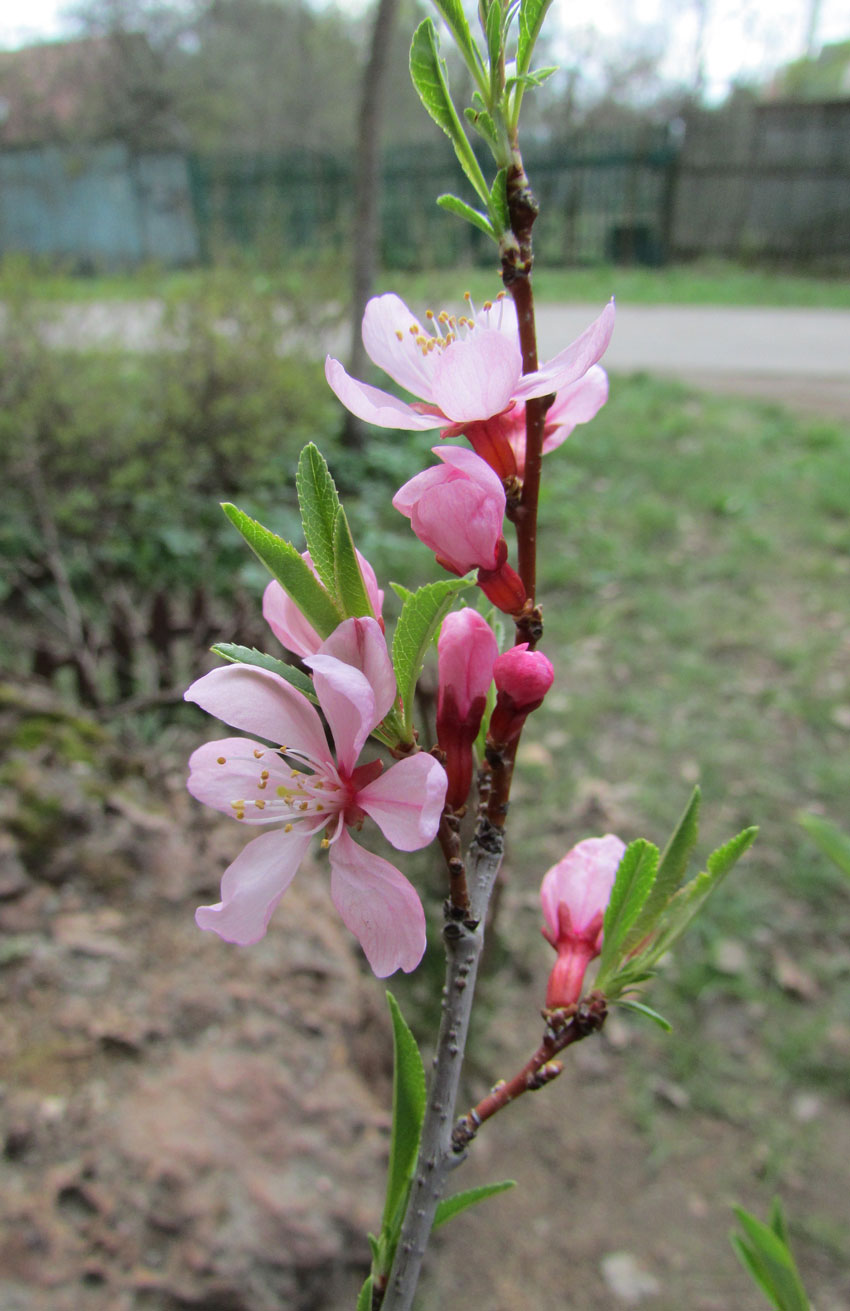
[19,299,850,418]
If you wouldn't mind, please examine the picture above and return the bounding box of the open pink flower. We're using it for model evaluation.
[392,446,526,613]
[436,609,498,810]
[185,616,447,976]
[541,835,625,1008]
[325,292,614,433]
[262,548,384,658]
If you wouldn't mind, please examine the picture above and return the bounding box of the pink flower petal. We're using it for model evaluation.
[263,579,321,658]
[195,825,313,945]
[304,654,377,777]
[361,293,441,399]
[435,444,508,499]
[358,752,448,851]
[513,301,615,401]
[540,834,625,938]
[324,357,441,430]
[410,478,504,573]
[329,829,426,976]
[185,665,332,763]
[541,366,609,455]
[431,328,521,423]
[187,736,294,822]
[317,617,396,725]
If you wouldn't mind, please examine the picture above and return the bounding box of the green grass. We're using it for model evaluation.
[4,253,850,309]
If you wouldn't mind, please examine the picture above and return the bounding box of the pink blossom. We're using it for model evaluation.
[462,366,609,480]
[487,644,554,746]
[540,835,625,1008]
[185,616,447,976]
[436,609,498,810]
[325,292,614,433]
[392,446,526,614]
[262,548,384,658]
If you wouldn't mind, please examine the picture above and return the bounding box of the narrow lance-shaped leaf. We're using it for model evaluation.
[437,193,495,238]
[211,644,318,703]
[485,0,502,97]
[295,443,340,594]
[355,1275,374,1311]
[381,993,426,1237]
[620,787,701,954]
[430,0,486,90]
[615,998,672,1032]
[488,167,509,235]
[798,811,850,878]
[221,503,343,638]
[332,505,374,619]
[517,0,554,74]
[731,1205,810,1311]
[596,839,659,980]
[410,19,491,206]
[392,577,472,739]
[433,1180,516,1231]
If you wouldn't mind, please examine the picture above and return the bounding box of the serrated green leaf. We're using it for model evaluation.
[505,65,558,91]
[488,167,509,234]
[437,193,495,237]
[463,104,499,149]
[433,1180,516,1231]
[620,788,701,954]
[485,0,502,87]
[382,993,426,1237]
[356,1274,374,1311]
[392,577,472,739]
[798,811,850,878]
[410,19,490,205]
[431,0,482,82]
[389,581,413,604]
[222,503,343,638]
[332,506,374,620]
[517,0,554,74]
[210,644,318,702]
[616,999,672,1032]
[731,1207,810,1311]
[707,826,758,879]
[597,840,659,979]
[295,444,341,594]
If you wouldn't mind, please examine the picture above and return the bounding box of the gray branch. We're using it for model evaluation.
[380,822,505,1311]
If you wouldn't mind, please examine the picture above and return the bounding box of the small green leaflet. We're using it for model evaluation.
[517,0,554,74]
[485,0,502,92]
[620,787,701,955]
[392,578,472,738]
[295,443,340,594]
[596,839,659,980]
[429,0,482,84]
[221,503,343,638]
[489,168,510,235]
[382,993,426,1239]
[210,644,318,702]
[731,1204,810,1311]
[433,1180,516,1231]
[355,1274,374,1311]
[332,506,374,619]
[615,998,672,1032]
[409,19,490,207]
[437,193,495,237]
[798,811,850,878]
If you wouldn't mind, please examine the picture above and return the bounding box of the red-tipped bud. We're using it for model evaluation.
[476,556,527,615]
[436,609,498,810]
[540,835,625,1008]
[487,643,554,745]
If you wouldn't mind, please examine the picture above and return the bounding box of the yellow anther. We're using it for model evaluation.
[395,329,404,341]
[254,800,265,810]
[497,290,506,300]
[483,300,492,311]
[284,822,294,832]
[464,291,472,302]
[258,780,267,790]
[290,769,301,778]
[231,800,246,809]
[216,756,226,765]
[316,804,324,812]
[299,801,309,811]
[260,770,269,780]
[314,780,323,789]
[253,748,264,759]
[425,309,435,319]
[320,838,330,849]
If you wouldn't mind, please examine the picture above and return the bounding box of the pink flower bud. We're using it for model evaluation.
[436,609,498,809]
[392,446,507,576]
[487,644,554,746]
[540,835,625,1008]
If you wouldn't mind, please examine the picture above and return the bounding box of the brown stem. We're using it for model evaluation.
[437,808,470,918]
[452,993,608,1150]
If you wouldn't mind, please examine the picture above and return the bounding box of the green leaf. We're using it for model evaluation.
[430,0,482,81]
[222,503,343,638]
[597,840,659,979]
[645,827,758,965]
[382,993,426,1238]
[768,1197,790,1246]
[433,1180,516,1230]
[437,193,495,238]
[798,811,850,878]
[731,1206,810,1311]
[615,998,672,1032]
[410,19,490,206]
[210,644,318,702]
[332,506,374,620]
[463,105,500,150]
[295,443,341,594]
[517,0,554,74]
[355,1274,374,1311]
[620,788,701,953]
[392,577,472,739]
[485,0,502,88]
[505,65,558,91]
[488,167,510,235]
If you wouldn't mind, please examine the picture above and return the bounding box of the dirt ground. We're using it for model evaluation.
[3,675,849,1311]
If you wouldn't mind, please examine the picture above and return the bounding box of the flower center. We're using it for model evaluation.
[397,291,509,360]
